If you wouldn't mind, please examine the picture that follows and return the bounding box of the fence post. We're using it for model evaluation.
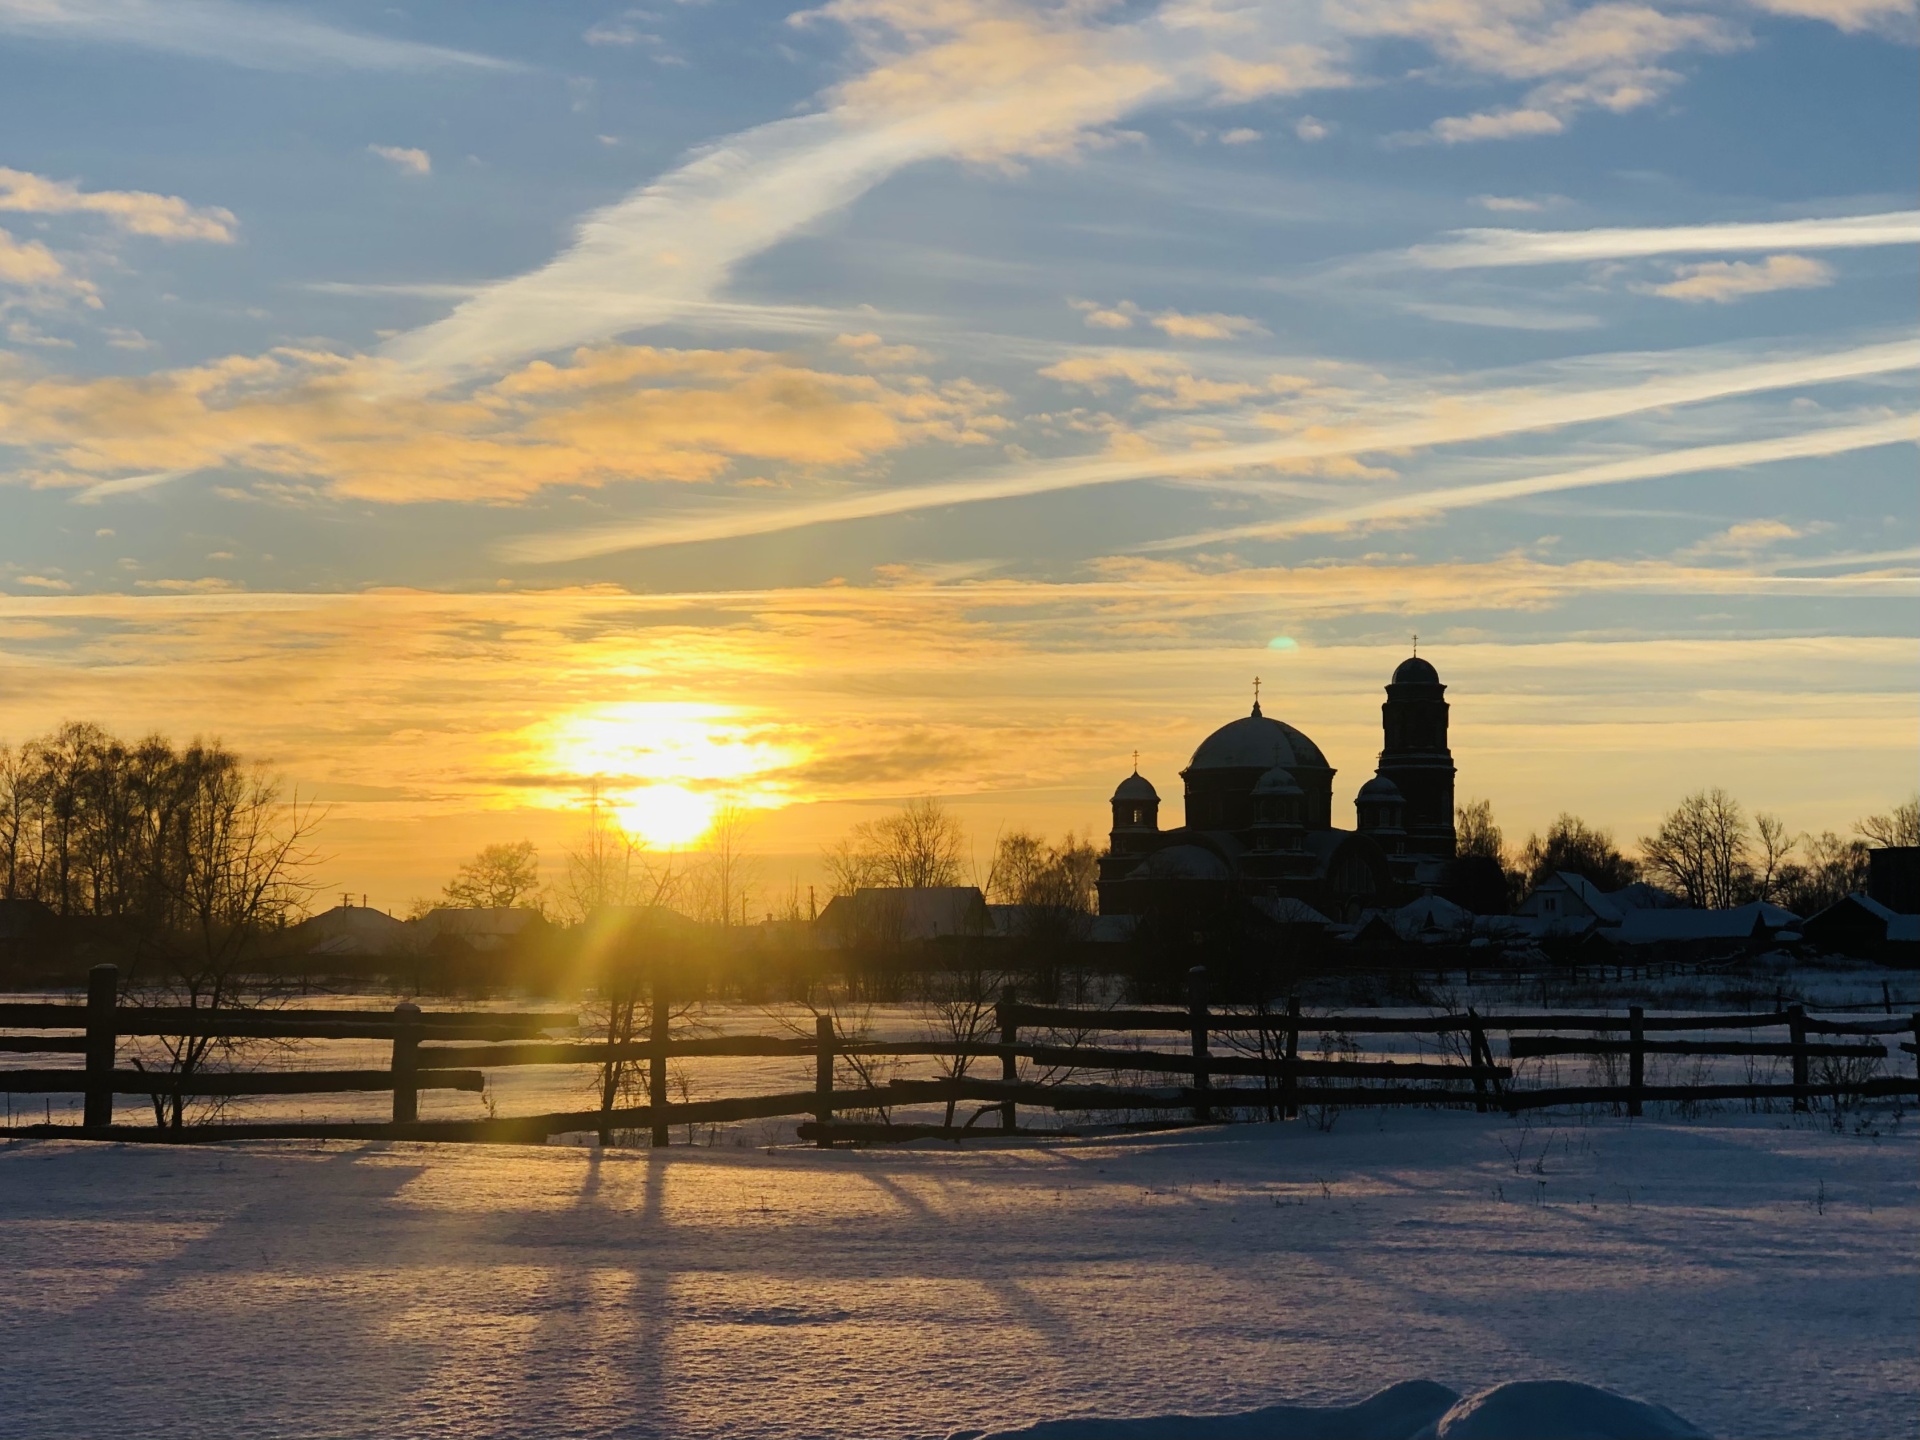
[82,963,118,1131]
[650,976,670,1147]
[1627,1005,1645,1118]
[1788,1004,1809,1113]
[1282,995,1299,1121]
[996,986,1018,1134]
[390,1000,421,1125]
[1188,965,1211,1124]
[814,1014,835,1148]
[1467,1008,1490,1115]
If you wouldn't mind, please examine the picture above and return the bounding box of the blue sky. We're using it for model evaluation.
[0,0,1913,904]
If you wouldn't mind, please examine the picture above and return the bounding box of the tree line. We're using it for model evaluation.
[1454,790,1917,913]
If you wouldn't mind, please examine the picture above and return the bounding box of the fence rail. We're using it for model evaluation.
[3,965,1916,1144]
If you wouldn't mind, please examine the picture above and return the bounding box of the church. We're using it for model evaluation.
[1097,654,1459,923]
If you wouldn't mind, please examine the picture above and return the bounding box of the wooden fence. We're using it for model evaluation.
[2,964,1916,1145]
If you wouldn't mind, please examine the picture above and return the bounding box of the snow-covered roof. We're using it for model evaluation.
[287,903,411,955]
[1252,896,1333,927]
[1889,914,1920,944]
[1614,901,1797,946]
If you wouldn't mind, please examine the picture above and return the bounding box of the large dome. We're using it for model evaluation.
[1188,706,1329,773]
[1392,655,1439,685]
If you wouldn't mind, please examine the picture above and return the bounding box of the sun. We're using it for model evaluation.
[612,785,718,850]
[543,702,798,849]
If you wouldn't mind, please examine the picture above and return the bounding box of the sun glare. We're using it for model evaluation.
[613,785,718,849]
[544,702,799,848]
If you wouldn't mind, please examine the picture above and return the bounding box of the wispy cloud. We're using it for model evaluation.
[0,0,517,70]
[0,167,236,241]
[384,1,1349,377]
[1145,413,1918,550]
[7,343,1005,503]
[367,145,432,178]
[1646,253,1833,302]
[502,337,1920,561]
[1403,211,1920,269]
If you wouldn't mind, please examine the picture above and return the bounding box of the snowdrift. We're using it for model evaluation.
[952,1380,1709,1440]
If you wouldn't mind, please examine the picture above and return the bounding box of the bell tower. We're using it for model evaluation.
[1375,647,1456,857]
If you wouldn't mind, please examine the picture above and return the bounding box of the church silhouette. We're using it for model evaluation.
[1097,653,1465,922]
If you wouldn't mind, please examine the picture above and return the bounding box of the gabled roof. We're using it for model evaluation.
[1388,893,1473,939]
[1557,873,1624,924]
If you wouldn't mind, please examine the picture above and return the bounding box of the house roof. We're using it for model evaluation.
[1614,901,1798,945]
[817,887,989,942]
[417,906,543,937]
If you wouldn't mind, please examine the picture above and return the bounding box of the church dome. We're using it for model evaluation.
[1112,772,1158,802]
[1188,706,1329,773]
[1253,765,1303,796]
[1391,655,1439,685]
[1357,773,1403,800]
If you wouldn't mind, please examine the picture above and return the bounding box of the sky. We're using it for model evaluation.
[0,0,1914,913]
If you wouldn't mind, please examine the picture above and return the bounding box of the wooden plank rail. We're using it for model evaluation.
[0,1067,484,1096]
[1509,1038,1888,1060]
[0,1005,572,1041]
[11,965,1911,1148]
[1006,1005,1853,1035]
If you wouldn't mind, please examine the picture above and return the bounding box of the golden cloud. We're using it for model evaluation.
[0,167,237,243]
[0,343,1008,502]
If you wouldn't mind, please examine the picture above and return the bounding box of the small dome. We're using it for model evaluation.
[1112,772,1158,802]
[1392,655,1439,685]
[1358,774,1404,800]
[1253,765,1303,796]
[1188,709,1329,773]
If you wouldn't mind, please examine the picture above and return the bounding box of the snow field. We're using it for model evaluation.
[1,1108,1913,1438]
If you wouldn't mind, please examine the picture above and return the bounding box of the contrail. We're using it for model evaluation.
[500,337,1920,563]
[1145,413,1920,551]
[1403,211,1920,269]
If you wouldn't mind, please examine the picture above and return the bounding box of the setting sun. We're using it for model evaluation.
[543,702,801,848]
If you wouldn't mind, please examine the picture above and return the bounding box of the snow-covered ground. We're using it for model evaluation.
[1,1110,1912,1439]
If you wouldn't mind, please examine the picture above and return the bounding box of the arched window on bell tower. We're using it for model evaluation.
[1109,769,1160,856]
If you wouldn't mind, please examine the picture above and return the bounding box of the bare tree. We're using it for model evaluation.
[689,800,757,926]
[1639,788,1751,909]
[919,965,1012,1130]
[443,840,542,910]
[1517,814,1637,892]
[823,797,966,894]
[0,723,325,1128]
[560,781,677,923]
[1778,831,1871,916]
[1750,812,1794,904]
[1455,798,1504,863]
[984,827,1099,1000]
[1857,795,1920,848]
[128,752,324,1127]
